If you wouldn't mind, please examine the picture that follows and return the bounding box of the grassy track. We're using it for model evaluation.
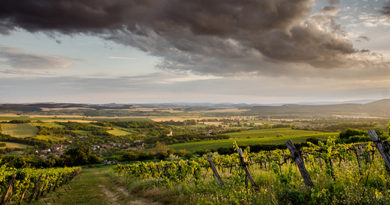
[168,128,337,151]
[0,123,38,138]
[32,166,157,205]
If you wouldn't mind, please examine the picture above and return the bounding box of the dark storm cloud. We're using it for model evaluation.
[383,1,390,16]
[0,46,72,69]
[0,0,310,34]
[0,0,378,75]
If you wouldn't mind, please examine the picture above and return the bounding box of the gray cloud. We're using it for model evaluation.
[0,0,311,35]
[327,0,340,5]
[383,1,390,16]
[357,35,370,42]
[0,0,385,76]
[0,46,72,69]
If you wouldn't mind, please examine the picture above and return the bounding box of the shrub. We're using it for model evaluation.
[339,129,367,139]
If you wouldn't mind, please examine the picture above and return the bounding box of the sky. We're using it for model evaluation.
[0,0,390,104]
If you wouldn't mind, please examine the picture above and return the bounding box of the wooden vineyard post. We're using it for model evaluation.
[36,175,49,200]
[28,173,43,203]
[163,164,170,178]
[355,145,362,169]
[286,140,314,187]
[52,177,60,192]
[318,154,323,170]
[207,155,224,186]
[156,164,161,178]
[1,173,16,204]
[18,175,31,205]
[149,165,155,177]
[177,161,182,180]
[368,130,390,171]
[236,148,259,190]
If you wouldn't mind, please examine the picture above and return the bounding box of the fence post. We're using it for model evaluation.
[318,154,323,170]
[28,173,43,203]
[36,175,49,200]
[52,176,61,192]
[286,140,314,187]
[355,145,362,169]
[207,155,224,186]
[368,130,390,171]
[18,175,31,205]
[237,148,259,190]
[1,174,16,204]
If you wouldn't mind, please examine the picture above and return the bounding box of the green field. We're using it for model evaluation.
[107,128,131,136]
[0,142,29,149]
[0,123,38,138]
[32,122,64,128]
[226,128,325,138]
[35,134,67,141]
[168,128,337,151]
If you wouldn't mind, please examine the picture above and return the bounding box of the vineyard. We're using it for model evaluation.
[114,130,390,204]
[0,165,81,204]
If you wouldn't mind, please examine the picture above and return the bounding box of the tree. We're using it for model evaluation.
[339,129,367,140]
[122,151,137,161]
[61,146,102,166]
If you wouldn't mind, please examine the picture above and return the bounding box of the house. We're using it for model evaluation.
[41,148,51,154]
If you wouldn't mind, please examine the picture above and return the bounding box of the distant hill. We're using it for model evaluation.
[247,99,390,118]
[0,103,134,112]
[0,99,389,118]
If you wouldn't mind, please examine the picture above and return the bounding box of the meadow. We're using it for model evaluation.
[168,128,337,151]
[0,123,38,138]
[0,141,29,149]
[107,128,132,136]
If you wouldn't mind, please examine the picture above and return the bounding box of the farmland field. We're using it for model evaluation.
[0,123,38,138]
[0,142,29,149]
[168,128,337,151]
[107,128,131,136]
[225,128,325,138]
[31,122,64,128]
[35,134,67,141]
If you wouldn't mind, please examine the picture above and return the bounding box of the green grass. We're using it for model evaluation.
[0,142,29,149]
[0,123,38,138]
[31,122,64,128]
[0,116,34,121]
[168,128,337,151]
[226,128,324,139]
[107,128,131,136]
[35,135,67,141]
[32,166,146,205]
[113,147,390,205]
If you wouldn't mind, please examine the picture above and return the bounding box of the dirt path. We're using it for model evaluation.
[98,184,120,205]
[32,166,159,205]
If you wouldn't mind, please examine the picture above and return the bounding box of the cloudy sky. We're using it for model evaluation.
[1,0,390,104]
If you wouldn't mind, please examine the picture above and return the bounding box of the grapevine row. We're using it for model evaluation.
[0,165,81,204]
[114,135,387,187]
